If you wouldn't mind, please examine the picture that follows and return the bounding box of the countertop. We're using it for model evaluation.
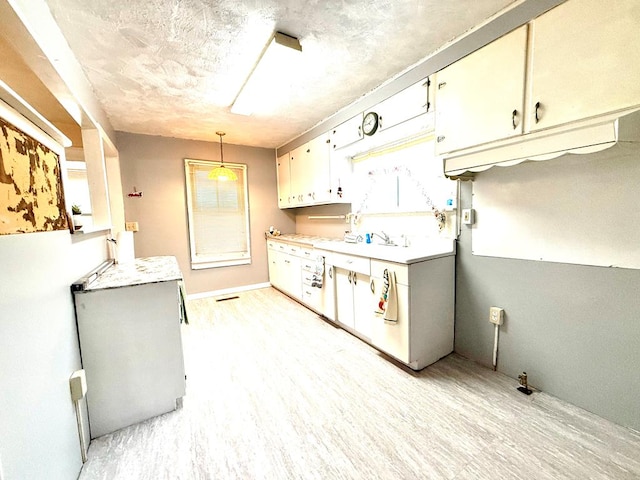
[267,233,456,264]
[78,256,183,292]
[265,233,342,247]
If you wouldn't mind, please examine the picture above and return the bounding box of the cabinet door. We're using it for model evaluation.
[288,144,307,206]
[335,267,355,329]
[328,144,352,204]
[529,0,640,131]
[322,265,336,321]
[352,272,374,339]
[378,78,432,131]
[370,279,410,364]
[435,25,528,154]
[330,114,364,151]
[282,254,301,299]
[276,153,291,208]
[267,248,282,288]
[307,133,332,204]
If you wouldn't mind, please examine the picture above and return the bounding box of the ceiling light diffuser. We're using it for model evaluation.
[231,31,302,116]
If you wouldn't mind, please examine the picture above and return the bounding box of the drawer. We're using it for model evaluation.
[298,247,315,260]
[272,242,299,255]
[370,259,409,285]
[332,252,370,276]
[301,259,316,272]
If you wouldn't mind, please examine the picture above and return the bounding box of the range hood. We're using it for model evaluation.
[444,107,640,177]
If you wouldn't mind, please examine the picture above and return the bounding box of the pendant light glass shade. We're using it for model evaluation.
[208,131,237,181]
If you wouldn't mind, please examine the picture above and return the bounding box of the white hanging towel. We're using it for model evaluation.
[383,269,398,324]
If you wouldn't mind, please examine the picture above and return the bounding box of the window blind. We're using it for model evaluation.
[184,159,251,269]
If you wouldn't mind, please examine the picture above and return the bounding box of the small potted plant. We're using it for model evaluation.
[72,204,83,230]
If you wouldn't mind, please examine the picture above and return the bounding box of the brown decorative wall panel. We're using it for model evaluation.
[0,117,69,234]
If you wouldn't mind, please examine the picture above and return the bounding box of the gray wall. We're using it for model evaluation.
[116,132,296,295]
[454,158,640,431]
[0,230,109,479]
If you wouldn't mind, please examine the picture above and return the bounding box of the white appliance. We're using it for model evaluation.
[72,256,186,438]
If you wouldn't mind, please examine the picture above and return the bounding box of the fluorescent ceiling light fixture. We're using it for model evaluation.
[208,131,237,182]
[231,31,302,116]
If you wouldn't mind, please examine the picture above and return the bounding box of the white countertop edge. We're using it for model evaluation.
[267,234,456,265]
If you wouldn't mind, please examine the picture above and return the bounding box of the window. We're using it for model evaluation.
[184,159,251,269]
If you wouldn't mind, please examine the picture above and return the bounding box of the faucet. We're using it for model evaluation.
[371,231,394,245]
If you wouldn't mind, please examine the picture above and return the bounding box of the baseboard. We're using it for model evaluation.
[186,282,272,300]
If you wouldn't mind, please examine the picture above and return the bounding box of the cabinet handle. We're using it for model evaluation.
[512,109,518,130]
[425,77,431,112]
[353,272,357,285]
[438,81,446,89]
[370,278,375,293]
[348,271,352,284]
[535,102,542,123]
[329,266,333,279]
[437,135,445,143]
[306,148,310,153]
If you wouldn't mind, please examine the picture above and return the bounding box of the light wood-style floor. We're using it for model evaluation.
[79,287,640,480]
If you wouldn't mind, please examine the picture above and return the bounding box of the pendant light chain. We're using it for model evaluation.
[217,131,225,165]
[208,131,237,181]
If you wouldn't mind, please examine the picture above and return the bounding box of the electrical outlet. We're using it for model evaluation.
[462,208,475,225]
[489,306,504,325]
[125,221,139,232]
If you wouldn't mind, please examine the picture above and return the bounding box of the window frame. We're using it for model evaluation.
[184,158,251,270]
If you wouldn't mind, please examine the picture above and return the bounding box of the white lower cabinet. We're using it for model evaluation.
[268,241,336,320]
[267,241,301,299]
[331,251,373,339]
[268,238,455,371]
[370,278,410,364]
[369,257,455,370]
[335,267,373,339]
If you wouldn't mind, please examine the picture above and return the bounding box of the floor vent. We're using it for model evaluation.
[215,295,239,302]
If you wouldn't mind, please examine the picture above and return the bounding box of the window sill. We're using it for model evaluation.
[71,225,112,242]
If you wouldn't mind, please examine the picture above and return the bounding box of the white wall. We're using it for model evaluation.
[0,230,109,479]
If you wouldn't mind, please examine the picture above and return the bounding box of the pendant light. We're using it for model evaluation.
[208,131,237,181]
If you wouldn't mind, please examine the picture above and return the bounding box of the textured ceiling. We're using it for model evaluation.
[43,0,515,148]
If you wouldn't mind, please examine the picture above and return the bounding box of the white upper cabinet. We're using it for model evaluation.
[307,133,332,204]
[330,113,364,151]
[435,25,528,155]
[288,143,308,206]
[276,152,291,208]
[283,132,333,207]
[528,0,640,131]
[377,77,433,132]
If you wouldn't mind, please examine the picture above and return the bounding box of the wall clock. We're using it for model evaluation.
[362,111,379,136]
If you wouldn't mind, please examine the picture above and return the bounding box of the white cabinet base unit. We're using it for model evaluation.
[370,256,455,370]
[73,256,186,438]
[267,236,456,371]
[332,252,373,340]
[267,237,336,321]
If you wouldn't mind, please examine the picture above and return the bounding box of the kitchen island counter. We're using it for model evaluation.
[81,256,182,291]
